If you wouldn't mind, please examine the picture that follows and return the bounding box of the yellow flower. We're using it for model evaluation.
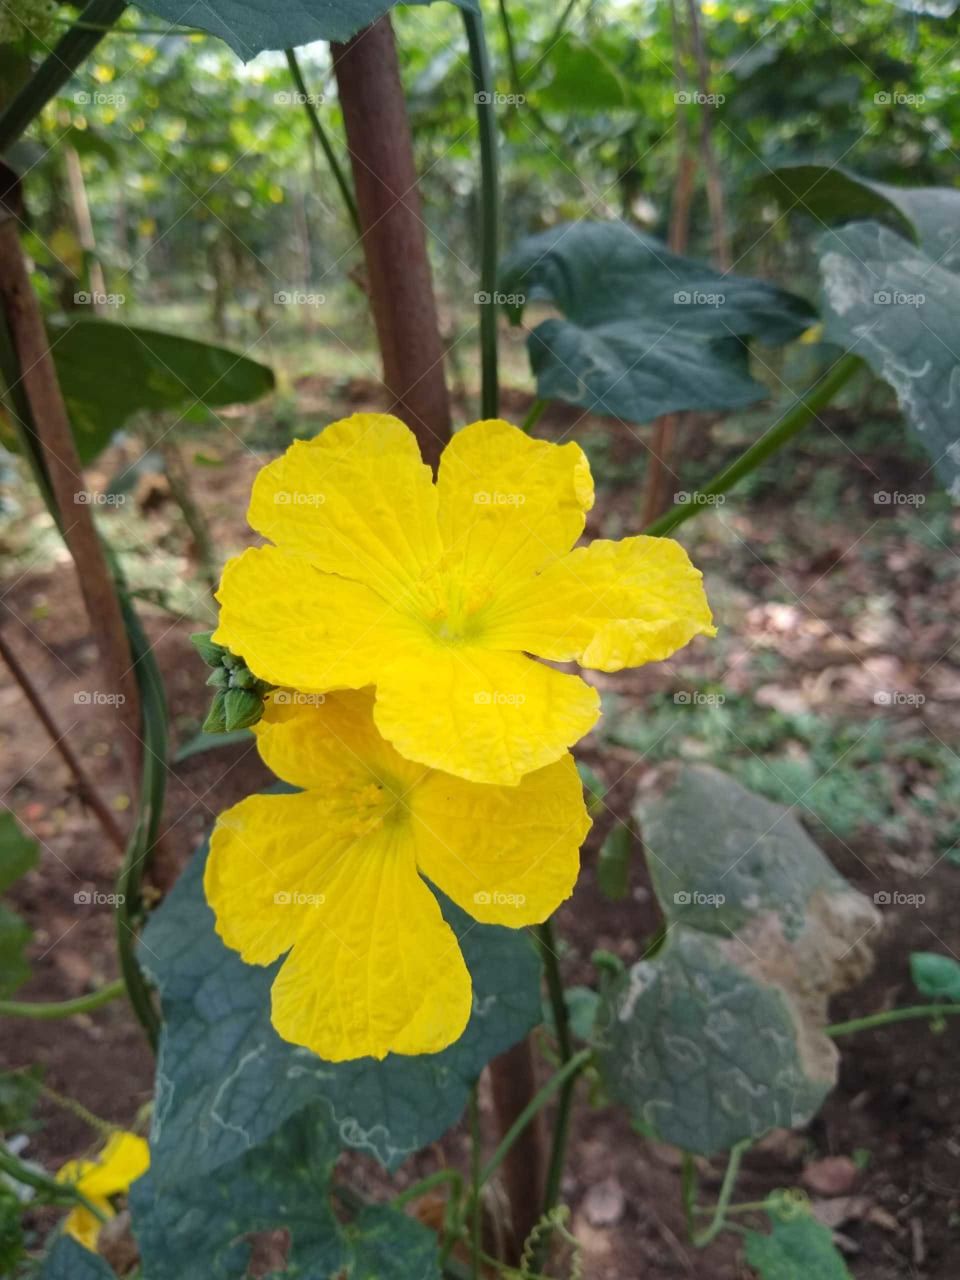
[57,1132,150,1251]
[214,414,715,785]
[205,689,590,1062]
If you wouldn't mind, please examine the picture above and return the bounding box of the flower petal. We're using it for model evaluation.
[78,1133,150,1198]
[63,1201,113,1251]
[373,646,600,784]
[247,413,442,605]
[206,791,360,965]
[254,689,427,793]
[486,535,716,670]
[436,419,593,585]
[213,545,422,690]
[411,753,590,925]
[269,823,471,1061]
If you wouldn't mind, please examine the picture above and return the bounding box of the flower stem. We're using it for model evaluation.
[463,7,500,419]
[480,1048,591,1187]
[0,978,125,1021]
[392,1167,463,1210]
[0,1141,108,1221]
[469,1088,482,1280]
[691,1138,752,1247]
[521,398,548,433]
[537,921,577,1217]
[826,1003,960,1037]
[643,353,862,538]
[284,49,360,237]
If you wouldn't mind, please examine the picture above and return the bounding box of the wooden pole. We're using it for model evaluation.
[332,16,452,468]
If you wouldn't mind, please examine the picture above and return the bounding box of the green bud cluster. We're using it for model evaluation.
[191,633,273,733]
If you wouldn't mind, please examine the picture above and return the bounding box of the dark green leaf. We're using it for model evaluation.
[0,1067,42,1132]
[597,823,634,902]
[173,728,253,764]
[141,833,542,1179]
[0,904,31,998]
[51,320,275,465]
[500,221,814,425]
[819,220,960,497]
[347,1204,442,1279]
[594,765,879,1154]
[744,1211,853,1279]
[537,36,627,112]
[0,810,38,893]
[910,951,960,1001]
[136,0,477,60]
[40,1235,117,1280]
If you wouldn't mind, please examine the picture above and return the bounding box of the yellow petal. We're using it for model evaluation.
[206,790,362,966]
[78,1133,150,1198]
[373,645,600,784]
[411,753,590,925]
[213,545,423,690]
[486,535,716,670]
[269,822,471,1061]
[436,419,593,586]
[63,1200,113,1251]
[247,413,442,606]
[254,689,425,794]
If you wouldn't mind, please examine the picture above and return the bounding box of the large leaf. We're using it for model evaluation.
[536,36,628,112]
[759,165,960,272]
[593,765,879,1155]
[744,1211,853,1279]
[818,221,960,498]
[50,320,275,465]
[137,0,476,60]
[499,221,814,425]
[141,836,542,1179]
[41,1236,116,1280]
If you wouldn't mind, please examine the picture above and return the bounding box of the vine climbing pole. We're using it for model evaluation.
[331,16,451,468]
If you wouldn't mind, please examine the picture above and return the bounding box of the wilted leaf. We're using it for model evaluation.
[141,833,542,1179]
[819,221,960,498]
[594,766,879,1154]
[500,220,814,424]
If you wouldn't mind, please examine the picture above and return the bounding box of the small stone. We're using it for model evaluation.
[582,1177,626,1227]
[801,1156,859,1197]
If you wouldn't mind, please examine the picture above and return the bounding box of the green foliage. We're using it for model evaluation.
[136,0,477,58]
[819,220,960,496]
[910,951,960,1002]
[744,1209,853,1279]
[500,220,814,425]
[593,766,877,1154]
[0,1068,42,1133]
[140,832,542,1180]
[0,812,38,999]
[40,1235,116,1280]
[596,823,634,902]
[50,320,275,465]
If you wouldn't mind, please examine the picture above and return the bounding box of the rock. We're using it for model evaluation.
[801,1156,859,1197]
[582,1178,626,1227]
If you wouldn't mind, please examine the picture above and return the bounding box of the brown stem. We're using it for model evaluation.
[331,16,451,468]
[0,624,127,853]
[0,195,141,776]
[687,0,731,270]
[488,1039,544,1262]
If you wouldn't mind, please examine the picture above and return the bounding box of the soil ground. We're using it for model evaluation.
[2,376,958,1278]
